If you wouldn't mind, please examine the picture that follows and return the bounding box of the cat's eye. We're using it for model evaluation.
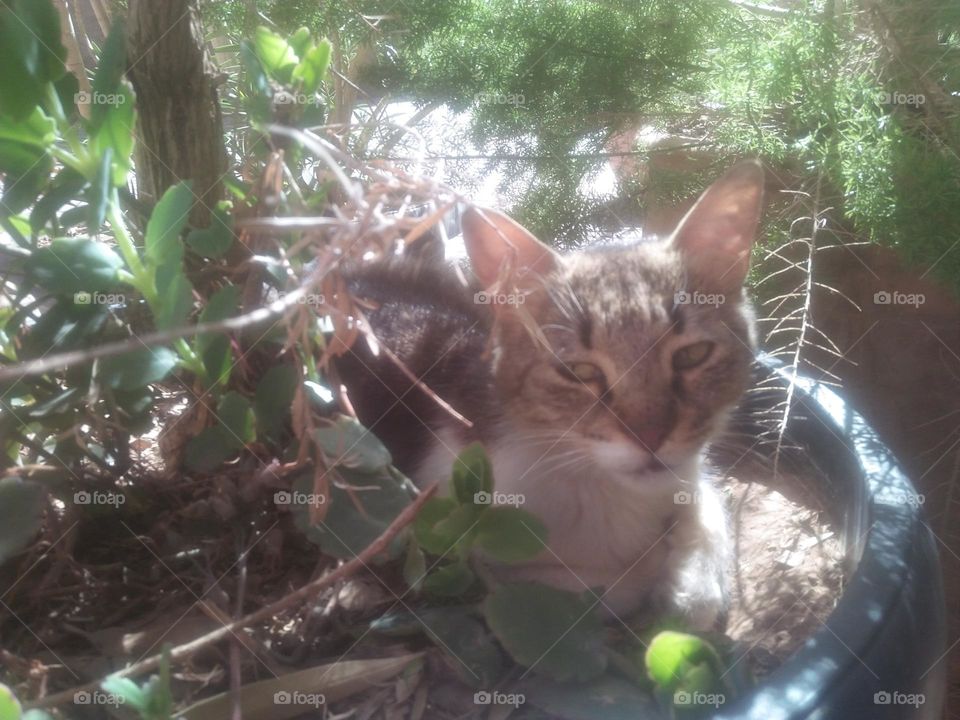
[558,361,605,385]
[673,341,714,371]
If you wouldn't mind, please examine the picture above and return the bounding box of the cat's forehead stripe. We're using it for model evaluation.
[562,245,679,331]
[579,313,593,349]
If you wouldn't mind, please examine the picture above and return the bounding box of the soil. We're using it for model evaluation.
[722,466,846,678]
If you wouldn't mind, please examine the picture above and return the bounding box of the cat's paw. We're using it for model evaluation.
[669,570,728,632]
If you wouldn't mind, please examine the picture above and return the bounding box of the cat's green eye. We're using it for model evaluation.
[559,361,605,385]
[673,341,715,371]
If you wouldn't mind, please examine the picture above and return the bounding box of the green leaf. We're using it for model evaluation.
[19,298,108,358]
[145,181,193,266]
[0,477,45,564]
[369,609,428,638]
[451,442,493,504]
[419,607,505,687]
[0,684,20,720]
[100,346,178,390]
[0,140,46,177]
[0,109,55,201]
[422,560,476,597]
[30,167,87,232]
[413,496,460,555]
[113,387,155,433]
[91,84,136,187]
[22,712,55,720]
[239,41,271,125]
[254,363,298,441]
[0,0,66,120]
[16,0,66,83]
[185,205,233,258]
[28,237,124,294]
[101,676,147,711]
[217,391,255,445]
[86,146,112,230]
[644,631,726,697]
[430,503,484,552]
[474,506,547,562]
[0,33,42,120]
[402,536,426,591]
[292,40,331,94]
[313,416,392,472]
[184,424,238,473]
[1,152,52,215]
[253,27,298,83]
[196,284,239,385]
[292,467,413,560]
[0,107,56,148]
[53,70,79,122]
[483,582,607,682]
[154,264,193,331]
[57,204,89,230]
[89,20,127,128]
[25,386,82,419]
[288,27,312,59]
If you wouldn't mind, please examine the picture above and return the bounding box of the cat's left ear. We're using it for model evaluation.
[670,160,765,294]
[461,207,561,288]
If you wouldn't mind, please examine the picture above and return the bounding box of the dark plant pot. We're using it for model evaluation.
[716,357,946,720]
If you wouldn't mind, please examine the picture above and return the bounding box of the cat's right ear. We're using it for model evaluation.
[461,207,561,288]
[670,160,765,294]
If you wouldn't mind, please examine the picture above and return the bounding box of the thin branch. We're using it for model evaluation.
[0,276,319,383]
[24,481,438,711]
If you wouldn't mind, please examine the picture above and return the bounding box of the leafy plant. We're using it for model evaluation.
[0,651,174,720]
[644,631,736,719]
[101,650,175,720]
[412,442,548,595]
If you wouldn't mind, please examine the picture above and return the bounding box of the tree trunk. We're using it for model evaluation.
[126,0,226,226]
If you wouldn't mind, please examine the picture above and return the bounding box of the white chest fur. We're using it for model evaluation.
[415,431,728,623]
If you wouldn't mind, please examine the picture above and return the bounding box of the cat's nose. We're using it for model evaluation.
[631,423,670,452]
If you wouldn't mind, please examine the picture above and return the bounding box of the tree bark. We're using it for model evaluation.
[126,0,226,226]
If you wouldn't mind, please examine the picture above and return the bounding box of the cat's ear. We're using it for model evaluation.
[462,207,561,288]
[670,160,765,293]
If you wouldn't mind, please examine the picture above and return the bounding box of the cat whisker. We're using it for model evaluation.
[531,453,592,477]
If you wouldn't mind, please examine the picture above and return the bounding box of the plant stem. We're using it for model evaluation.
[45,83,87,168]
[174,338,207,380]
[107,190,153,302]
[106,195,206,380]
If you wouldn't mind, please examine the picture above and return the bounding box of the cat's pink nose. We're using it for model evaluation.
[633,424,670,452]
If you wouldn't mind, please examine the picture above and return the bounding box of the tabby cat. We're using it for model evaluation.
[334,161,765,627]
